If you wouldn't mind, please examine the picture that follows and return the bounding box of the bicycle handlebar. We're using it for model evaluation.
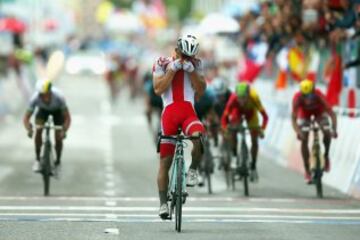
[35,125,63,130]
[301,125,331,132]
[159,134,201,141]
[228,125,252,132]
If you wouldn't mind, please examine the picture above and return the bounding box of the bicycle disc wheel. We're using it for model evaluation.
[175,159,183,232]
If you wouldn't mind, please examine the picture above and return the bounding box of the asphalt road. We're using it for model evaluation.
[0,74,359,240]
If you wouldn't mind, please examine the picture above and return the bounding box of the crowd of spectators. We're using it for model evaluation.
[233,0,360,108]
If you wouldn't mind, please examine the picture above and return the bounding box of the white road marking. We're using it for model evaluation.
[104,228,119,235]
[0,217,360,224]
[101,99,118,197]
[104,190,115,197]
[105,201,117,207]
[106,181,115,188]
[0,206,359,214]
[105,214,117,219]
[105,173,113,181]
[1,213,360,220]
[0,196,354,203]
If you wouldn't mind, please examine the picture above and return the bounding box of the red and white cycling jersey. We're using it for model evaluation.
[152,56,203,108]
[152,56,205,158]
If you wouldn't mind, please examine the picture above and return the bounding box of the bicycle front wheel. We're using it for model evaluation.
[43,174,50,196]
[241,142,249,197]
[175,158,183,232]
[243,173,249,197]
[42,143,52,196]
[315,156,323,198]
[206,172,212,194]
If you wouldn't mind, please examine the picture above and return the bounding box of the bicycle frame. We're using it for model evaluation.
[302,118,327,198]
[168,140,187,208]
[35,116,62,196]
[229,121,251,196]
[158,131,201,232]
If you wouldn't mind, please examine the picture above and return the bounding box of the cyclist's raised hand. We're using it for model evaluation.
[182,60,195,72]
[167,59,183,72]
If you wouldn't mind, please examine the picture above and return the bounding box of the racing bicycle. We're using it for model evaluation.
[157,128,201,232]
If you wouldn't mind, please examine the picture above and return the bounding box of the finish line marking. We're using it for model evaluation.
[0,206,359,214]
[0,196,353,204]
[1,213,360,220]
[0,217,360,225]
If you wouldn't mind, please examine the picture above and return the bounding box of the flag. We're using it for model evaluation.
[237,40,268,83]
[275,47,289,90]
[325,49,343,106]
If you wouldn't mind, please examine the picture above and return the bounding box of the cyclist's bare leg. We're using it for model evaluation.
[145,95,152,125]
[228,130,237,157]
[250,133,259,170]
[300,131,310,173]
[190,131,203,170]
[54,130,63,165]
[35,129,43,161]
[157,155,173,205]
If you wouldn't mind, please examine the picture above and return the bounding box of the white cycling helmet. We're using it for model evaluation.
[177,34,200,57]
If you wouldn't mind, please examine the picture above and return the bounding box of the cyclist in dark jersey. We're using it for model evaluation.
[209,78,232,146]
[23,80,71,176]
[143,71,163,125]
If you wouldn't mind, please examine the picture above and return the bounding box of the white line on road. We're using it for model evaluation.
[105,201,117,207]
[105,181,115,188]
[1,213,360,220]
[0,217,360,224]
[105,214,117,219]
[104,190,115,197]
[0,196,354,203]
[0,206,360,214]
[105,173,113,181]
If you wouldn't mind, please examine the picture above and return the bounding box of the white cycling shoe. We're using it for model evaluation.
[53,164,61,179]
[230,156,237,170]
[186,169,199,187]
[32,161,41,173]
[159,203,169,220]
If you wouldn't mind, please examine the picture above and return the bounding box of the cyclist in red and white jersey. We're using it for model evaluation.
[153,34,206,219]
[292,79,337,183]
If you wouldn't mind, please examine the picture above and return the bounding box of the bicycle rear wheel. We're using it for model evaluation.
[175,158,183,232]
